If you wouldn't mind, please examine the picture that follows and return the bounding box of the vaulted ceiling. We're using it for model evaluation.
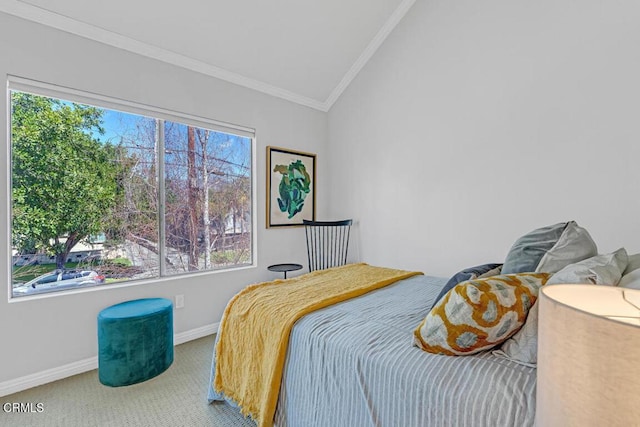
[1,0,416,111]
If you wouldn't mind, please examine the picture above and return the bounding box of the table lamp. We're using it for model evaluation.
[536,284,640,426]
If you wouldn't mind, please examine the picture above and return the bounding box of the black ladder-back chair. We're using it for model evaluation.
[303,219,353,272]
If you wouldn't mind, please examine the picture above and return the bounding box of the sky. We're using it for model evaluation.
[49,94,252,179]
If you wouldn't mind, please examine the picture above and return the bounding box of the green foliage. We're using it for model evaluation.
[12,258,134,284]
[209,177,250,225]
[274,160,311,219]
[104,257,133,267]
[106,146,157,245]
[212,249,251,265]
[11,92,120,268]
[12,261,81,284]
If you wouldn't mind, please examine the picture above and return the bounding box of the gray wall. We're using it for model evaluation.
[5,0,640,393]
[0,13,327,386]
[329,0,640,276]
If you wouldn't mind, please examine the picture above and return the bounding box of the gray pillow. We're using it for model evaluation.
[502,221,597,274]
[546,248,628,286]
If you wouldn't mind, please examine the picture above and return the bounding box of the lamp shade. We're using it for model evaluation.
[536,284,640,426]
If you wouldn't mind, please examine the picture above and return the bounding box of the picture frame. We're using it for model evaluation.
[266,146,316,228]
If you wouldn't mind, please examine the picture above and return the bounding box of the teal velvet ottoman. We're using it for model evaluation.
[98,298,173,387]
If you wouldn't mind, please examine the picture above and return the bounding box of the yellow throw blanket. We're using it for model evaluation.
[213,263,422,427]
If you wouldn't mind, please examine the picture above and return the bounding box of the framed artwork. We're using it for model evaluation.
[266,146,316,227]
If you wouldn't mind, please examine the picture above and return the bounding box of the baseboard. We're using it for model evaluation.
[0,322,219,397]
[174,322,218,345]
[0,356,99,398]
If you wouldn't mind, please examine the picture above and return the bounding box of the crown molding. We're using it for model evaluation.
[324,0,416,111]
[0,0,416,113]
[0,1,327,110]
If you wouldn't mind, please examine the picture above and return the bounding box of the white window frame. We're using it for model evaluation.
[7,76,258,300]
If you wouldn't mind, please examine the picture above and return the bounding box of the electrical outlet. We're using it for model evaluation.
[175,294,184,309]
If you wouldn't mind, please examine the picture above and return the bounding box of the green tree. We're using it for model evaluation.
[11,92,119,269]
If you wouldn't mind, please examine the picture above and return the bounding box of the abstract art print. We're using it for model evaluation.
[267,146,316,227]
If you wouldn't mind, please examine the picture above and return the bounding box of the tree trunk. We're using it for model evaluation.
[55,253,66,270]
[199,130,211,269]
[202,173,211,269]
[55,232,81,269]
[187,126,199,271]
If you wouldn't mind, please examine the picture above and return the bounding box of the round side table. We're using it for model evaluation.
[268,263,303,279]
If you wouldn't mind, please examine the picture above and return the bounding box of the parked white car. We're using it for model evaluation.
[12,270,106,296]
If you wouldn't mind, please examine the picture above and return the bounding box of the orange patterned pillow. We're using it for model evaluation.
[414,273,550,356]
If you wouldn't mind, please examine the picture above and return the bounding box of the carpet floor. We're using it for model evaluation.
[0,334,256,427]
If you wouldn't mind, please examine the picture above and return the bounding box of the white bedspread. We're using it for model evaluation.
[209,274,536,427]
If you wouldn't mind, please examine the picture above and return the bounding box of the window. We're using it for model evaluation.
[9,78,255,298]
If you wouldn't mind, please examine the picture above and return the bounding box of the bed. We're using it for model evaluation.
[207,220,639,426]
[208,272,537,427]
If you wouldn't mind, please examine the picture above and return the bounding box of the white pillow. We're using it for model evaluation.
[493,299,539,367]
[619,268,640,290]
[535,221,598,274]
[623,253,640,276]
[546,248,628,286]
[476,265,502,279]
[495,248,629,367]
